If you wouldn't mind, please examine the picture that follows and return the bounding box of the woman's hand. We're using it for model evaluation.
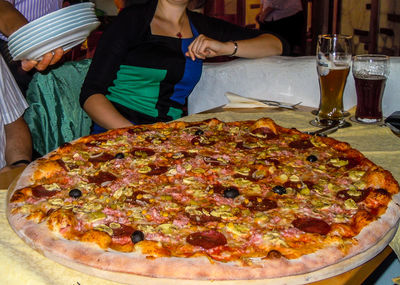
[185,34,234,61]
[20,47,64,71]
[186,33,282,60]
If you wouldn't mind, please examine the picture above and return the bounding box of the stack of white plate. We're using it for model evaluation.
[8,2,100,61]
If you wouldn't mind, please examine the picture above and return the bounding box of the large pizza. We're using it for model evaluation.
[7,117,400,283]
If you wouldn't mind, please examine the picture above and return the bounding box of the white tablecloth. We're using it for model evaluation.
[188,56,400,116]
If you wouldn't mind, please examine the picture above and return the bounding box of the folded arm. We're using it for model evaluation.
[186,33,282,60]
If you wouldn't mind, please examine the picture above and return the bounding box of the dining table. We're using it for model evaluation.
[0,105,399,285]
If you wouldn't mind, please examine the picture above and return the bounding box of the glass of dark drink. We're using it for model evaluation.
[311,34,353,127]
[352,54,390,124]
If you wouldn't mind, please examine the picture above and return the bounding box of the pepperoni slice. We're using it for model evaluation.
[145,135,167,143]
[266,158,280,166]
[203,156,224,166]
[288,140,313,149]
[147,165,168,175]
[87,171,117,184]
[186,230,227,249]
[233,173,249,180]
[303,180,315,190]
[85,139,107,147]
[172,151,193,159]
[188,210,221,225]
[336,188,371,203]
[251,127,278,139]
[235,136,260,150]
[111,224,135,237]
[338,156,362,169]
[191,136,215,146]
[89,153,115,163]
[244,197,277,211]
[127,127,146,134]
[125,191,149,204]
[32,185,59,198]
[131,148,155,158]
[235,141,247,150]
[284,181,302,189]
[211,183,225,195]
[292,217,331,235]
[232,169,264,182]
[56,159,68,171]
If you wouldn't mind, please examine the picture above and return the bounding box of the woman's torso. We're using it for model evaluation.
[105,21,203,124]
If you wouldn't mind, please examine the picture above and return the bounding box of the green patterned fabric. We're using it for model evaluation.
[24,59,92,156]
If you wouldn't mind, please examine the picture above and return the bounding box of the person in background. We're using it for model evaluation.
[80,0,287,134]
[0,54,32,173]
[256,0,304,56]
[0,0,64,95]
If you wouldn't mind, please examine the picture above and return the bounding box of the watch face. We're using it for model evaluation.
[385,111,400,134]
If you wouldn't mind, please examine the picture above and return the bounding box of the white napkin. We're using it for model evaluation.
[223,92,271,108]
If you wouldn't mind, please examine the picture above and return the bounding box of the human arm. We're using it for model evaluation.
[256,0,283,22]
[187,10,290,57]
[186,32,282,60]
[0,0,64,71]
[0,116,32,173]
[79,18,131,130]
[0,0,28,36]
[80,4,154,129]
[256,6,274,23]
[83,94,133,130]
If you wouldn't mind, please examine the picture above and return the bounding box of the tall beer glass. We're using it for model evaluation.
[352,55,390,124]
[312,34,352,127]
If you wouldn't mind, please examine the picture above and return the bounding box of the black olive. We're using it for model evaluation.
[115,152,125,159]
[272,186,286,195]
[224,187,240,198]
[195,129,204,135]
[306,155,318,162]
[69,189,82,198]
[131,230,145,243]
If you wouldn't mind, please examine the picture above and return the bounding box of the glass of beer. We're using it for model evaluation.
[311,34,352,127]
[352,54,390,124]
